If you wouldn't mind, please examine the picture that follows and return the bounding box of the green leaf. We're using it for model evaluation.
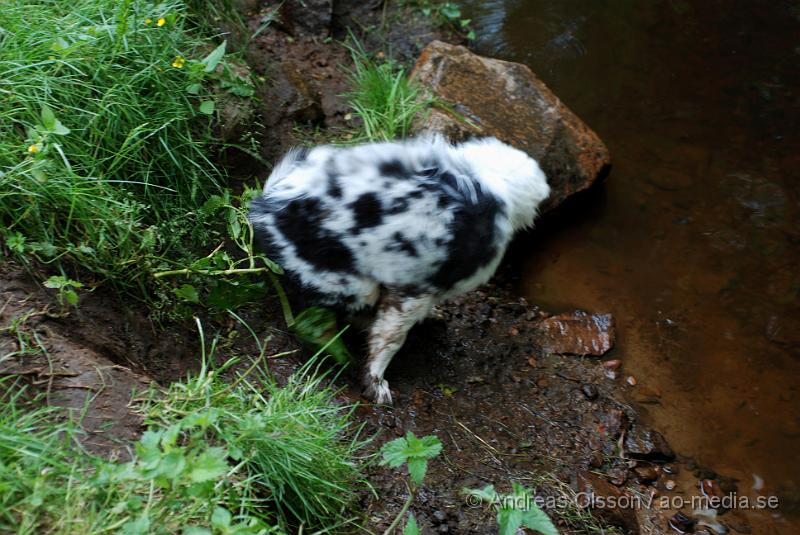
[291,307,354,365]
[41,106,56,130]
[173,284,200,304]
[199,100,215,115]
[407,457,428,485]
[186,83,202,95]
[40,106,70,135]
[189,447,228,482]
[211,506,232,529]
[158,451,187,481]
[379,432,443,479]
[207,280,267,311]
[497,506,523,535]
[64,290,79,306]
[463,485,498,503]
[512,482,559,535]
[122,514,151,535]
[403,513,420,535]
[202,41,227,73]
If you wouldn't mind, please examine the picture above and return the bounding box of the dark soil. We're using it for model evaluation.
[0,3,745,534]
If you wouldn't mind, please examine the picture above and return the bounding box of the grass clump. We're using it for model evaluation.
[344,40,432,142]
[140,352,367,531]
[0,0,241,290]
[0,351,366,533]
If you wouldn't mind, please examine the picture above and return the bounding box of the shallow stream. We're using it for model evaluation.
[459,0,800,528]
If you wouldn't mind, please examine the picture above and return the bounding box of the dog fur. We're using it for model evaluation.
[248,135,550,404]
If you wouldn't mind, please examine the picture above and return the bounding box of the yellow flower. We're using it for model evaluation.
[171,56,186,68]
[144,18,152,25]
[157,17,166,27]
[27,144,39,154]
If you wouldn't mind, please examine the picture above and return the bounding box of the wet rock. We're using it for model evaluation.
[634,464,660,484]
[634,385,663,404]
[581,383,599,400]
[624,426,675,461]
[283,0,333,35]
[534,310,616,356]
[280,60,324,123]
[668,511,696,533]
[766,315,800,348]
[410,41,611,212]
[602,359,623,371]
[664,479,677,490]
[576,472,640,533]
[626,375,638,386]
[600,408,629,439]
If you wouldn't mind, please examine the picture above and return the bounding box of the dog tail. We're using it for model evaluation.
[263,146,309,192]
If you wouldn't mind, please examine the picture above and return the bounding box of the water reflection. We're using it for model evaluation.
[460,0,800,527]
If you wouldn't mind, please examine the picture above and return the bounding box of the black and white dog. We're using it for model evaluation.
[248,136,550,404]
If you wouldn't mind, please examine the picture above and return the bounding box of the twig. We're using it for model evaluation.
[152,267,269,279]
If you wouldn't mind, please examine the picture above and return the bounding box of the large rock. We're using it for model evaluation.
[411,41,611,212]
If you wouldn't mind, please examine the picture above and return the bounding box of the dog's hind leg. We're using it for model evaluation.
[362,291,434,405]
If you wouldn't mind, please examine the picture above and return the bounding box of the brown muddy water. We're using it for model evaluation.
[460,0,800,527]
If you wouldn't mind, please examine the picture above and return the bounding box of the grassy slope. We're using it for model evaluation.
[0,0,226,290]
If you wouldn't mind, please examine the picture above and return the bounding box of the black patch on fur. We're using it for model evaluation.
[272,197,355,272]
[350,192,383,232]
[427,184,504,289]
[418,166,439,178]
[440,171,459,191]
[379,159,407,178]
[295,146,310,163]
[327,173,342,198]
[385,232,418,257]
[386,195,410,215]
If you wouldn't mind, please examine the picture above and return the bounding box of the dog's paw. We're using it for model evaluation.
[363,376,393,406]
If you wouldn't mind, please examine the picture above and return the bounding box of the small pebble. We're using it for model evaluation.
[528,355,538,368]
[626,375,638,386]
[602,359,622,371]
[664,479,677,490]
[581,383,599,400]
[669,511,696,533]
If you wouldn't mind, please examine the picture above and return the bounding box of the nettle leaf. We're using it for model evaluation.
[199,100,215,115]
[291,307,354,365]
[463,485,498,503]
[200,194,226,216]
[497,506,524,535]
[511,482,559,535]
[403,514,420,535]
[407,457,428,485]
[173,283,200,304]
[380,432,443,484]
[189,447,229,482]
[121,513,151,535]
[202,41,227,73]
[211,506,232,530]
